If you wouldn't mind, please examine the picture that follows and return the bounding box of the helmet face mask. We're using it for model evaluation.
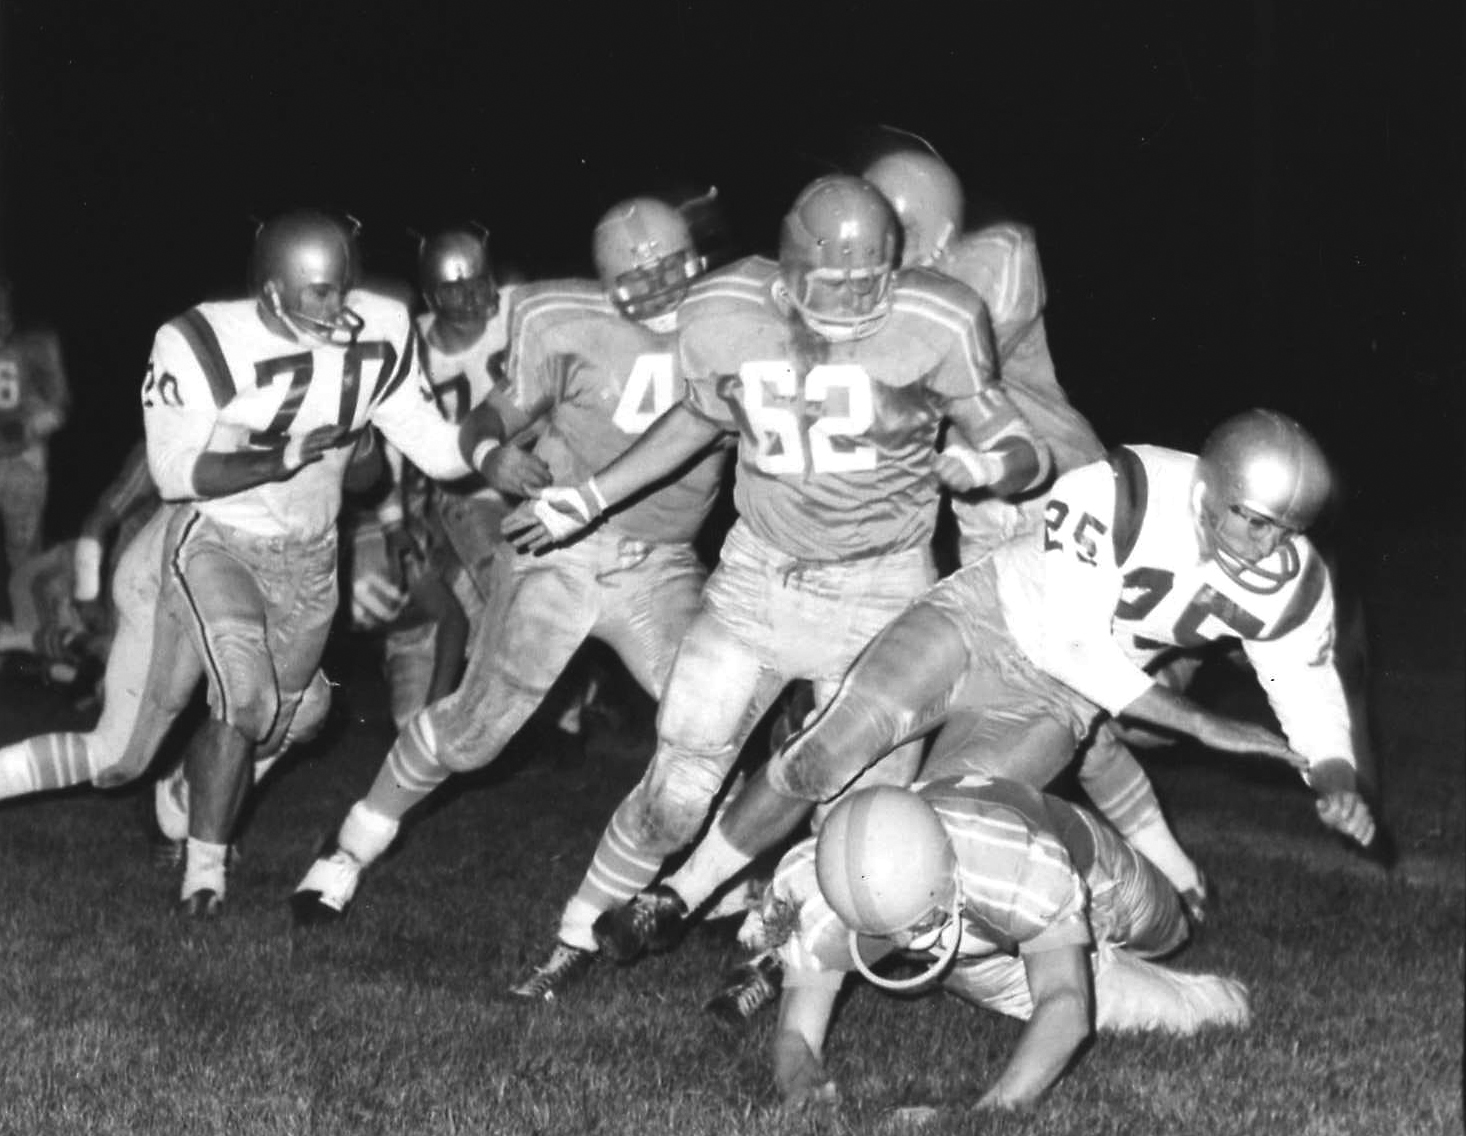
[253,211,363,346]
[778,175,899,342]
[1193,409,1332,594]
[420,229,499,329]
[593,198,703,327]
[863,149,964,269]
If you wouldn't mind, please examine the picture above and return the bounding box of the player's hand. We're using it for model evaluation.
[479,438,552,497]
[935,444,1005,493]
[283,424,351,472]
[773,1030,838,1110]
[1317,789,1376,847]
[501,483,605,554]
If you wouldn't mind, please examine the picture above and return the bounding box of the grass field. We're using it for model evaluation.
[0,524,1460,1136]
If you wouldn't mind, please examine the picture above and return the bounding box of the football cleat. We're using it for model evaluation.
[508,940,595,1001]
[704,952,782,1028]
[290,848,365,926]
[178,888,224,920]
[592,885,688,963]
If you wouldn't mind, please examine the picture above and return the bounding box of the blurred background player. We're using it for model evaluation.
[503,173,1050,997]
[766,781,1249,1112]
[143,209,506,917]
[0,278,70,615]
[290,196,727,942]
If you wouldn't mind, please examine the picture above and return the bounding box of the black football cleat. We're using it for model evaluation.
[178,888,224,920]
[704,952,782,1028]
[508,941,595,1000]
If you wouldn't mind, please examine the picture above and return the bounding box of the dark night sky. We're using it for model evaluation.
[0,0,1460,539]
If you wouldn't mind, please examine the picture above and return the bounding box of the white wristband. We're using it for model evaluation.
[585,476,610,514]
[73,536,103,602]
[946,445,1008,487]
[471,438,500,471]
[282,436,307,471]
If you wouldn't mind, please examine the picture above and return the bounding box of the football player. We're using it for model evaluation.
[289,197,727,936]
[867,146,1206,903]
[503,174,1050,997]
[142,209,507,917]
[0,280,70,610]
[613,410,1377,970]
[766,781,1249,1112]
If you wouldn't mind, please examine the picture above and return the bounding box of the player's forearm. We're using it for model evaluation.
[188,447,303,499]
[590,402,723,506]
[978,987,1090,1109]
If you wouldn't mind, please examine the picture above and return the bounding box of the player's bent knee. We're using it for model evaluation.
[628,749,734,851]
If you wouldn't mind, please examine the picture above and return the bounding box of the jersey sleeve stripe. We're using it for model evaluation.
[1105,446,1150,565]
[369,324,419,407]
[171,309,236,408]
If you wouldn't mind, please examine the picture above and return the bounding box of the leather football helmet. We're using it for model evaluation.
[251,210,364,345]
[863,149,965,268]
[778,175,899,341]
[1195,409,1333,594]
[592,197,704,326]
[816,786,964,991]
[419,227,499,327]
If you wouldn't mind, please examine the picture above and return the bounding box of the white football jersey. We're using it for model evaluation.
[143,290,467,539]
[993,445,1354,770]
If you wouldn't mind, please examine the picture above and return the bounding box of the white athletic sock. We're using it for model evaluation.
[557,897,603,953]
[338,802,400,866]
[181,838,229,900]
[1128,819,1203,895]
[664,823,757,912]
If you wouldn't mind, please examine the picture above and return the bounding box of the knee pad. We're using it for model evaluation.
[625,744,738,853]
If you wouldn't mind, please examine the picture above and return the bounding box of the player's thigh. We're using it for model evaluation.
[654,609,769,753]
[264,545,338,701]
[595,543,706,699]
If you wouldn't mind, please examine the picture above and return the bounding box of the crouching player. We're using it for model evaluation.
[767,780,1250,1112]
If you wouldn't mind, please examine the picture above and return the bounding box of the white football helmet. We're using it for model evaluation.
[816,786,964,991]
[863,149,965,268]
[1194,409,1333,595]
[592,197,704,327]
[777,175,899,342]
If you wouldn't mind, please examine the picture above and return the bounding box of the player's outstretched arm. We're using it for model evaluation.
[190,424,351,498]
[772,978,841,1109]
[977,944,1092,1111]
[1119,683,1309,769]
[502,403,724,553]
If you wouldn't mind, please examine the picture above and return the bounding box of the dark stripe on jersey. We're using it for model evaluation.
[370,325,418,406]
[1262,547,1328,640]
[172,309,236,408]
[1105,446,1149,566]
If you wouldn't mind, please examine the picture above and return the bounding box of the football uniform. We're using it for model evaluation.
[142,290,468,748]
[770,445,1356,804]
[939,225,1104,561]
[557,256,1044,949]
[773,776,1205,1030]
[415,283,520,589]
[339,279,723,821]
[0,326,69,585]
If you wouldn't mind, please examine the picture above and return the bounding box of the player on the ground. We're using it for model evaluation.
[603,411,1377,969]
[143,209,506,917]
[289,196,727,934]
[503,174,1050,998]
[0,279,69,608]
[766,780,1249,1112]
